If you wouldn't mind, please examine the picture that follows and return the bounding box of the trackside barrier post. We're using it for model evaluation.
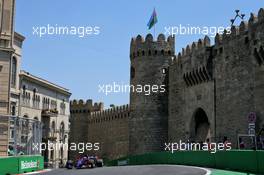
[0,155,44,175]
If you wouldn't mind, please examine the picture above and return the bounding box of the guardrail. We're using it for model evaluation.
[0,155,44,174]
[106,150,264,174]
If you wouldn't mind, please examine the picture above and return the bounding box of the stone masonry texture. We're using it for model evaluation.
[69,8,264,160]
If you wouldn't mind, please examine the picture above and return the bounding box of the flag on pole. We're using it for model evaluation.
[147,8,158,30]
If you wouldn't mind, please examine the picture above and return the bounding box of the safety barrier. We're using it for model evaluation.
[0,155,44,175]
[107,150,264,174]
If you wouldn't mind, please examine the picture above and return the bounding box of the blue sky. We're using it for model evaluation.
[15,0,262,108]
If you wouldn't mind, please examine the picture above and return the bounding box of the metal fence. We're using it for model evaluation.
[0,115,9,156]
[8,116,42,156]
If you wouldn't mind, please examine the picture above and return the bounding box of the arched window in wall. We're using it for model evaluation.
[11,57,17,87]
[51,121,55,134]
[11,104,16,116]
[21,115,29,144]
[59,122,65,142]
[60,101,66,115]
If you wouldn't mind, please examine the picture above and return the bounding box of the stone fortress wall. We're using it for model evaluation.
[69,100,129,160]
[169,9,264,146]
[69,8,264,160]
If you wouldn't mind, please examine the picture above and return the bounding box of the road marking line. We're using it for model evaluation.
[17,169,52,175]
[173,165,211,175]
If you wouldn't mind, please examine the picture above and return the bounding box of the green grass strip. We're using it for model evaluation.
[212,169,257,175]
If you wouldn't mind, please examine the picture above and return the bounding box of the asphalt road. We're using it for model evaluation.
[40,165,209,175]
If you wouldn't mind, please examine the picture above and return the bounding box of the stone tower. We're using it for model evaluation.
[129,34,175,155]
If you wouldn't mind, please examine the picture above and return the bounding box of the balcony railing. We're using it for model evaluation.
[41,109,58,117]
[42,128,57,142]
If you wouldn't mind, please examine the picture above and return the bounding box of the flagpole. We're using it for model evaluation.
[147,7,157,38]
[154,24,155,38]
[154,7,156,38]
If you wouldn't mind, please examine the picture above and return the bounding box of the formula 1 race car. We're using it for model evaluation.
[75,156,95,169]
[89,156,104,167]
[66,160,74,169]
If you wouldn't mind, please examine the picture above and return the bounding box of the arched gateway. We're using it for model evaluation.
[190,108,210,142]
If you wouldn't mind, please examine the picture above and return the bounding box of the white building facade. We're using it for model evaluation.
[0,0,72,168]
[6,32,71,168]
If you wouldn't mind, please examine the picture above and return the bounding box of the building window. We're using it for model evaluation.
[50,150,54,161]
[9,127,14,140]
[33,95,40,109]
[162,68,167,74]
[42,97,45,109]
[21,115,29,144]
[51,121,56,137]
[148,50,151,56]
[59,122,65,142]
[42,97,50,110]
[22,90,31,107]
[60,102,66,115]
[32,88,40,109]
[50,100,57,110]
[22,85,26,95]
[11,57,17,87]
[11,103,16,116]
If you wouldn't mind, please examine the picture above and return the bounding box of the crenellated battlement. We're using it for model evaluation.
[88,104,130,124]
[173,36,211,64]
[215,8,264,46]
[171,7,264,83]
[172,8,264,63]
[170,35,213,87]
[130,33,175,59]
[70,99,104,113]
[214,25,247,46]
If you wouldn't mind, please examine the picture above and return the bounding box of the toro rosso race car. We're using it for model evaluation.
[73,155,103,169]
